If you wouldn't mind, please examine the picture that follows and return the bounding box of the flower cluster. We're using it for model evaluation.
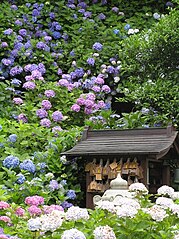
[93,225,116,239]
[65,206,89,221]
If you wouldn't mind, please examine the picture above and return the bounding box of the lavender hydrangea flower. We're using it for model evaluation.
[41,100,52,110]
[40,118,51,128]
[52,126,63,134]
[3,155,19,169]
[71,104,80,112]
[44,90,55,98]
[23,82,36,90]
[61,201,73,209]
[52,111,63,122]
[92,42,103,51]
[18,113,28,123]
[11,4,18,10]
[57,68,63,75]
[1,42,8,48]
[49,180,59,191]
[20,159,36,173]
[58,79,69,87]
[15,20,23,26]
[36,109,48,119]
[13,97,23,105]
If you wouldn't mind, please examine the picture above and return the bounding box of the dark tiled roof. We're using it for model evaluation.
[62,126,178,159]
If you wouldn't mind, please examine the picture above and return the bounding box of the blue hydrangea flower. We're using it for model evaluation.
[52,31,61,39]
[11,78,22,86]
[124,24,131,30]
[92,42,103,51]
[0,125,2,130]
[19,159,36,173]
[8,134,17,143]
[17,173,26,184]
[66,190,76,200]
[3,155,20,169]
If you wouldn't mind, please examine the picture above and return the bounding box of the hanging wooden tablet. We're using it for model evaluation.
[95,159,103,181]
[103,159,110,177]
[122,158,130,174]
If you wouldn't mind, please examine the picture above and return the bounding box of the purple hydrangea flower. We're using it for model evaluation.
[84,107,93,114]
[61,201,73,209]
[98,100,105,108]
[101,85,111,93]
[13,97,23,105]
[86,93,96,101]
[31,70,42,79]
[18,113,28,123]
[44,36,52,41]
[41,100,52,110]
[44,90,55,98]
[15,20,23,26]
[106,66,115,74]
[19,29,27,36]
[92,86,101,92]
[71,104,80,112]
[36,109,48,119]
[76,98,85,106]
[87,58,95,66]
[112,6,119,12]
[1,59,12,66]
[52,111,63,122]
[74,68,84,78]
[38,63,46,74]
[92,42,103,51]
[57,68,63,75]
[32,9,40,17]
[66,190,76,200]
[49,180,59,191]
[84,99,94,108]
[40,118,51,128]
[36,41,48,50]
[23,82,36,90]
[11,4,18,10]
[95,77,104,85]
[10,66,23,76]
[1,42,8,48]
[98,13,106,20]
[58,79,69,87]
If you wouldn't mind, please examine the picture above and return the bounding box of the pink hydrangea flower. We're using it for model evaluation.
[43,205,64,214]
[25,195,44,206]
[0,201,10,210]
[0,216,11,223]
[28,205,42,216]
[15,207,25,217]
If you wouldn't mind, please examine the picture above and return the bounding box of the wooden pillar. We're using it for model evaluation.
[162,166,170,185]
[140,158,148,187]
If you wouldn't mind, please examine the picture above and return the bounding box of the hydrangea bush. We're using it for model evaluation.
[0,184,179,238]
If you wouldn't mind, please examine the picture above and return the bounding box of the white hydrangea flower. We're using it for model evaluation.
[45,173,54,179]
[113,196,140,209]
[41,210,64,232]
[144,205,168,222]
[65,206,89,221]
[93,225,116,239]
[174,235,179,239]
[116,205,138,218]
[169,204,179,217]
[128,29,134,34]
[129,183,148,194]
[157,185,175,197]
[27,218,41,231]
[171,192,179,200]
[156,197,174,209]
[114,76,120,83]
[96,201,116,214]
[61,228,86,239]
[153,12,160,19]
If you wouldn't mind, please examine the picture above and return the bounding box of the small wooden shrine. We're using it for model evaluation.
[62,125,179,208]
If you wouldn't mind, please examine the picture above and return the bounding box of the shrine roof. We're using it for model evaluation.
[62,126,179,159]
